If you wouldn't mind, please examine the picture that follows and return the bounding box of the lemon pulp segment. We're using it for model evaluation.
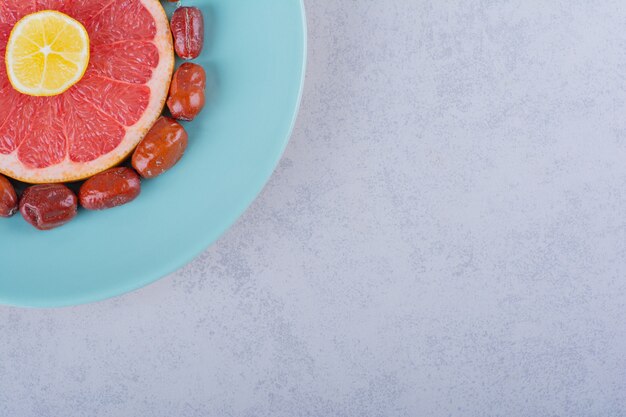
[5,10,89,97]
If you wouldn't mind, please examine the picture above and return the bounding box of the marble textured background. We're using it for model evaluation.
[2,0,626,416]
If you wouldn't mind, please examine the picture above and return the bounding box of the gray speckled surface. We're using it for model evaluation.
[2,0,626,415]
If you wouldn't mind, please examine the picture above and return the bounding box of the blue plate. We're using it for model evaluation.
[0,0,306,307]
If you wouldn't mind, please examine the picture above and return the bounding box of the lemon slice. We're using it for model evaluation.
[5,10,89,97]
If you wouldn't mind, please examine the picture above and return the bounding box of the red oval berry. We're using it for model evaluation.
[79,167,141,210]
[0,174,17,217]
[20,184,77,231]
[167,63,206,121]
[171,7,204,59]
[132,116,188,178]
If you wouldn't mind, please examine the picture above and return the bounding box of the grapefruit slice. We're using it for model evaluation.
[0,0,174,183]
